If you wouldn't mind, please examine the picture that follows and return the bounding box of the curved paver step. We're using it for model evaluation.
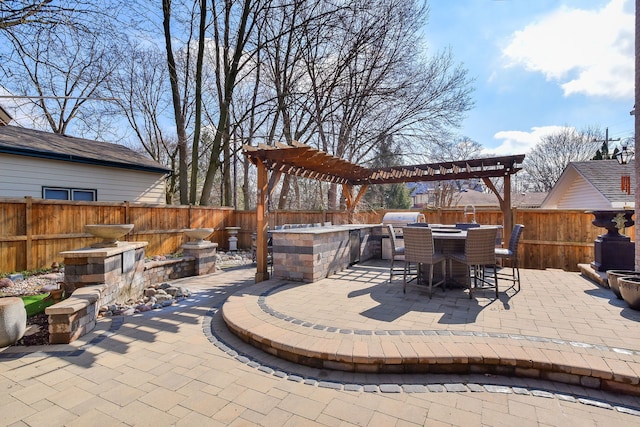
[222,264,640,396]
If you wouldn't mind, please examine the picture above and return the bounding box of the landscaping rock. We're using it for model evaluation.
[155,294,173,303]
[0,278,13,288]
[97,283,192,318]
[41,283,60,292]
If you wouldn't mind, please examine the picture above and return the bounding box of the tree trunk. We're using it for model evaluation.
[223,129,232,206]
[162,0,189,204]
[189,0,208,204]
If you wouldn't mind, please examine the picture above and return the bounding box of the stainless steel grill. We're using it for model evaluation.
[381,212,426,237]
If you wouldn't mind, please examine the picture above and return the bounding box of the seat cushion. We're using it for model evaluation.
[495,248,513,257]
[448,252,467,263]
[432,252,447,263]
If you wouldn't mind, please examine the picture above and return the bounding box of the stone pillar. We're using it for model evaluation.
[61,242,148,299]
[182,242,218,275]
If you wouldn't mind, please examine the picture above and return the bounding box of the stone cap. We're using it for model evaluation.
[45,284,106,315]
[60,242,148,258]
[181,242,218,249]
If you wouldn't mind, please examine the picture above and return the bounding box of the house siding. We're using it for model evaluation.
[556,176,610,209]
[0,154,167,203]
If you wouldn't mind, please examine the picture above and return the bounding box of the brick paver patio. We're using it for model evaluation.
[1,261,640,426]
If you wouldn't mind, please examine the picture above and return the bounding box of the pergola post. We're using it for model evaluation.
[503,174,513,243]
[255,158,269,282]
[342,184,354,223]
[482,176,513,244]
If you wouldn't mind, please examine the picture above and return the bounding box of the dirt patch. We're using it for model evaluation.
[15,313,49,346]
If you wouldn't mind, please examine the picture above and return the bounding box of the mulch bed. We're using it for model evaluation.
[15,313,49,346]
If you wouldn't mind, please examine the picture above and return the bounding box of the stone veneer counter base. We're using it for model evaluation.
[270,224,381,282]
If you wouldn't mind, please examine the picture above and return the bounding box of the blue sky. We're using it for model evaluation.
[423,0,635,155]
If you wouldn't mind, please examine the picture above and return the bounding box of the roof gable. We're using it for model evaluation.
[0,125,171,174]
[572,160,635,203]
[541,160,635,208]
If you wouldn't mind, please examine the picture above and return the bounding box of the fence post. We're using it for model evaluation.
[25,196,33,271]
[124,201,131,224]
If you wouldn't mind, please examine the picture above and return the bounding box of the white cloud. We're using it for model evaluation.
[502,0,633,99]
[486,125,573,155]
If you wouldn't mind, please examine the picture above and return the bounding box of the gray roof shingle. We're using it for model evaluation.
[0,125,171,174]
[571,159,635,203]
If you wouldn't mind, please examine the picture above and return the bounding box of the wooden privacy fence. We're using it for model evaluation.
[0,197,234,273]
[0,197,634,274]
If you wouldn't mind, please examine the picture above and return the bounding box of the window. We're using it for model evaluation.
[72,190,97,201]
[43,187,97,201]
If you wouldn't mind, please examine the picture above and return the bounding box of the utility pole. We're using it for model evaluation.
[593,127,621,159]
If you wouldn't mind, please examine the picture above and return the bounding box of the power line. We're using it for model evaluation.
[0,95,120,101]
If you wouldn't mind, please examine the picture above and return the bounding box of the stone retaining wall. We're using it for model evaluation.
[143,257,196,288]
[46,243,217,344]
[46,283,114,344]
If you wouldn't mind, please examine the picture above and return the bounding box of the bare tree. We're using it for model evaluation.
[0,1,96,31]
[296,0,473,208]
[421,136,484,207]
[257,0,331,209]
[107,45,180,203]
[0,8,123,139]
[524,126,603,191]
[188,0,209,204]
[198,0,275,206]
[425,136,484,163]
[162,0,193,204]
[222,0,473,210]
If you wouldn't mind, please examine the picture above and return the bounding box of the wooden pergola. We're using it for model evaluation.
[244,141,525,282]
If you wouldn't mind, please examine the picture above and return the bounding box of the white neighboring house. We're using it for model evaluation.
[0,123,171,204]
[540,160,635,209]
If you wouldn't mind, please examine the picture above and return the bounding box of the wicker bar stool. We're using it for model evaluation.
[403,227,447,298]
[449,227,499,299]
[495,224,524,291]
[387,224,405,281]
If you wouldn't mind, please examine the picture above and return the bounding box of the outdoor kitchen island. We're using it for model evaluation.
[270,224,381,282]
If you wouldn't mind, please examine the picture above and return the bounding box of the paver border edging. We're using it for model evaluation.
[207,304,640,417]
[221,281,640,397]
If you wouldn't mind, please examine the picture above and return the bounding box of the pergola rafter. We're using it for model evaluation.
[244,142,525,282]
